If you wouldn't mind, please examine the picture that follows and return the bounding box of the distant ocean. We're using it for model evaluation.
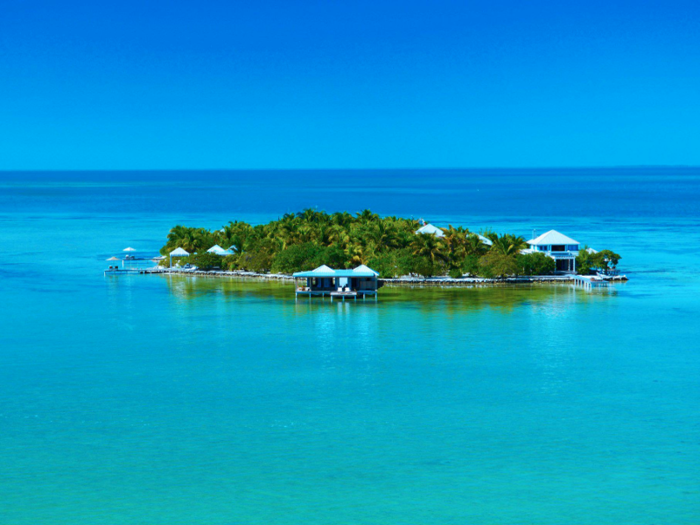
[1,168,699,524]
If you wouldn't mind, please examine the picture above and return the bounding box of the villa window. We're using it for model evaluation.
[567,244,579,251]
[551,245,566,252]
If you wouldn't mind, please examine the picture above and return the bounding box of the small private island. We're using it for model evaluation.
[105,209,627,300]
[112,209,626,297]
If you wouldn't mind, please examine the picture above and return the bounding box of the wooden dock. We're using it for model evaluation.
[104,267,166,276]
[571,274,610,288]
[295,289,378,301]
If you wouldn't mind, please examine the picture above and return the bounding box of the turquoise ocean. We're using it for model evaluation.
[1,169,699,524]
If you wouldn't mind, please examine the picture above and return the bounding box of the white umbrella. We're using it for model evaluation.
[123,247,136,252]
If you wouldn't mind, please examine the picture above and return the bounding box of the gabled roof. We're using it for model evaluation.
[293,265,378,278]
[207,245,234,255]
[293,265,336,278]
[353,264,379,276]
[415,223,445,237]
[170,247,190,256]
[527,230,579,246]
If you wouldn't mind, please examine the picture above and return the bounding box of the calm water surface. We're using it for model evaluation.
[1,169,699,524]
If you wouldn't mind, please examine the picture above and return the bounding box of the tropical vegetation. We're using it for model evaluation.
[159,209,619,278]
[575,248,622,275]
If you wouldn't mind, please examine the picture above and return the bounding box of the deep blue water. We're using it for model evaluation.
[1,169,699,524]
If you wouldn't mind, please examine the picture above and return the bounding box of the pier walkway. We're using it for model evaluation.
[569,274,610,288]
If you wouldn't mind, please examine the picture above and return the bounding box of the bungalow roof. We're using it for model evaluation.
[353,264,379,276]
[477,234,493,246]
[527,230,579,246]
[415,223,445,237]
[293,265,379,278]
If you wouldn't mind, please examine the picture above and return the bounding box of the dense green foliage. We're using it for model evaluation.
[576,247,622,275]
[516,252,557,276]
[160,209,619,278]
[177,252,225,270]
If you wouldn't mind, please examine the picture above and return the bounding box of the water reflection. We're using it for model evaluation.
[158,275,620,400]
[161,275,618,315]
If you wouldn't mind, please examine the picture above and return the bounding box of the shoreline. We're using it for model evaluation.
[145,268,628,287]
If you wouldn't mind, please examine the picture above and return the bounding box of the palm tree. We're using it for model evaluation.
[345,243,375,266]
[442,225,468,251]
[297,224,315,243]
[332,211,354,227]
[482,229,499,244]
[297,208,322,223]
[165,225,193,250]
[275,220,302,249]
[312,223,334,246]
[411,234,447,263]
[369,221,399,250]
[394,229,414,249]
[356,209,379,224]
[490,234,528,256]
[177,229,207,253]
[327,224,350,248]
[465,234,488,257]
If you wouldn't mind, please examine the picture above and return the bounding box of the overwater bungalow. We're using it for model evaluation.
[523,230,582,273]
[293,265,380,299]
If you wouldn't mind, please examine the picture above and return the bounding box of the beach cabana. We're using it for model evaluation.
[293,265,380,300]
[415,223,445,237]
[169,247,190,267]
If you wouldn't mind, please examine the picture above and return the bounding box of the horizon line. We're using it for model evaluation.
[1,164,699,173]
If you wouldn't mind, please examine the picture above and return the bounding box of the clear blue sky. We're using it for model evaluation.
[1,0,699,170]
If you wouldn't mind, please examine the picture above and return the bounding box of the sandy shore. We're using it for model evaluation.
[151,268,628,287]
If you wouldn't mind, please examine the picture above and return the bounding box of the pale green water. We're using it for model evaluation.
[1,169,699,524]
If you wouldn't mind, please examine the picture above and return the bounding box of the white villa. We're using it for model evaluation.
[412,222,591,274]
[523,230,582,273]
